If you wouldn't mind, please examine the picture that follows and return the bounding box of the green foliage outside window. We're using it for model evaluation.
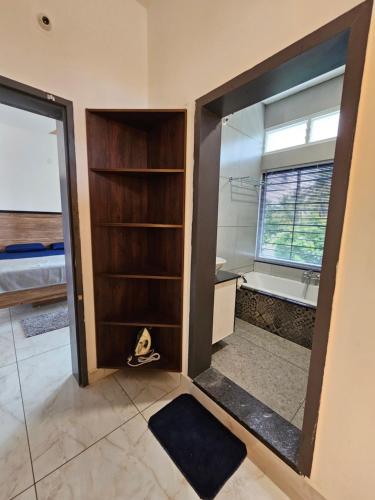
[258,164,333,268]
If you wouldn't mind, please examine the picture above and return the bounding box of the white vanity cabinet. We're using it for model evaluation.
[212,272,238,344]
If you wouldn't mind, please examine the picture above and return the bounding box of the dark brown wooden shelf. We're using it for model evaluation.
[98,273,182,280]
[92,226,183,276]
[96,223,183,229]
[87,109,186,371]
[90,168,184,173]
[97,323,181,371]
[100,321,181,328]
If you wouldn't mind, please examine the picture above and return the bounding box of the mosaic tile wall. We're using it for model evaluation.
[235,288,315,349]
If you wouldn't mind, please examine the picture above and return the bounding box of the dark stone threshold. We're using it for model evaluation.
[194,367,301,471]
[215,270,240,285]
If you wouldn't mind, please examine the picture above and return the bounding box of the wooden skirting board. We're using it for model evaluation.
[0,284,67,308]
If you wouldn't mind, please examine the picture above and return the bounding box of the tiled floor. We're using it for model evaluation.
[211,318,311,429]
[0,304,288,500]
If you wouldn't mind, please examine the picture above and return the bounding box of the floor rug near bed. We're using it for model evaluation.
[21,308,69,337]
[148,393,247,499]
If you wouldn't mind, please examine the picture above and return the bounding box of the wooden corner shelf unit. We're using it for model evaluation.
[86,109,186,372]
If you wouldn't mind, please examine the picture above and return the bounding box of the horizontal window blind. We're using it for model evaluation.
[257,163,333,268]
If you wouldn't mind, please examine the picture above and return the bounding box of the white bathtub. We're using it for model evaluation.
[241,271,318,307]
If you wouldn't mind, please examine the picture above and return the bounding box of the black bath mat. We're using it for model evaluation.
[148,394,246,499]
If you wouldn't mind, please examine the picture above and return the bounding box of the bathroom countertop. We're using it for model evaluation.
[215,270,240,285]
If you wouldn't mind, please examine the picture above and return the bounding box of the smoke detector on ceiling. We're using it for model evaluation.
[38,14,52,31]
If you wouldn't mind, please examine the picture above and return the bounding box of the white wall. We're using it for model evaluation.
[254,261,306,282]
[0,0,148,373]
[262,76,344,170]
[0,104,61,212]
[147,1,375,499]
[217,104,264,273]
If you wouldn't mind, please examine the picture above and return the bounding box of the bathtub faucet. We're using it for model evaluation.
[302,270,320,285]
[302,270,320,298]
[239,273,247,283]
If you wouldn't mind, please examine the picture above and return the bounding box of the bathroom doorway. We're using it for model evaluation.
[212,70,342,429]
[189,1,372,476]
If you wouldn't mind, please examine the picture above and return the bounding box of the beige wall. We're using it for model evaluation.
[147,1,375,499]
[0,0,148,372]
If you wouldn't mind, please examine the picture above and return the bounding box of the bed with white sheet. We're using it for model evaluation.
[0,253,66,293]
[0,212,67,307]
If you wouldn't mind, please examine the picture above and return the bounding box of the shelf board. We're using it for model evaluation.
[100,321,181,328]
[90,168,184,173]
[96,222,183,229]
[99,273,182,281]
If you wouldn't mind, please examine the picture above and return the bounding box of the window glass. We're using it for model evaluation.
[264,121,307,153]
[309,111,340,142]
[257,163,333,268]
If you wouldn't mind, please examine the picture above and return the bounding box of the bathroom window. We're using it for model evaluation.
[309,110,340,142]
[256,163,334,268]
[264,120,308,153]
[264,109,340,153]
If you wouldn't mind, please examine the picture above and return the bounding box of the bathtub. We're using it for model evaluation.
[241,271,318,308]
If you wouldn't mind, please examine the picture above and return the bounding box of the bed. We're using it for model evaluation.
[0,212,67,308]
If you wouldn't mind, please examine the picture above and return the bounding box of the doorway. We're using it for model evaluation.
[0,76,87,387]
[188,1,372,476]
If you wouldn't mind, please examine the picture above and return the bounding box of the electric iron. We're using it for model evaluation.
[127,327,161,367]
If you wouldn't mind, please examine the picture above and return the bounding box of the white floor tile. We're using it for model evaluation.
[18,345,138,481]
[0,303,290,500]
[36,414,197,500]
[12,321,70,361]
[142,385,188,421]
[114,368,181,412]
[217,458,288,499]
[36,412,287,500]
[13,486,37,500]
[0,363,34,500]
[0,317,16,368]
[0,307,10,323]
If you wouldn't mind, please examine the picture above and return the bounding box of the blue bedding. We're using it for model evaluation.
[0,249,65,260]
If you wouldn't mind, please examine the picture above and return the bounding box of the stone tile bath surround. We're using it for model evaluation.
[236,287,316,349]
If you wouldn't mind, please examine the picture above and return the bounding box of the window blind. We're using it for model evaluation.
[257,163,333,268]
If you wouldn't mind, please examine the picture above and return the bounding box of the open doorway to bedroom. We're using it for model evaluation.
[0,77,87,385]
[0,77,88,495]
[0,103,71,368]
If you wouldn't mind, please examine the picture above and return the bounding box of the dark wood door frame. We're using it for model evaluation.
[0,75,88,387]
[189,0,372,476]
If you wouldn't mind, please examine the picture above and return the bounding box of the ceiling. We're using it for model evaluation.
[262,65,345,105]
